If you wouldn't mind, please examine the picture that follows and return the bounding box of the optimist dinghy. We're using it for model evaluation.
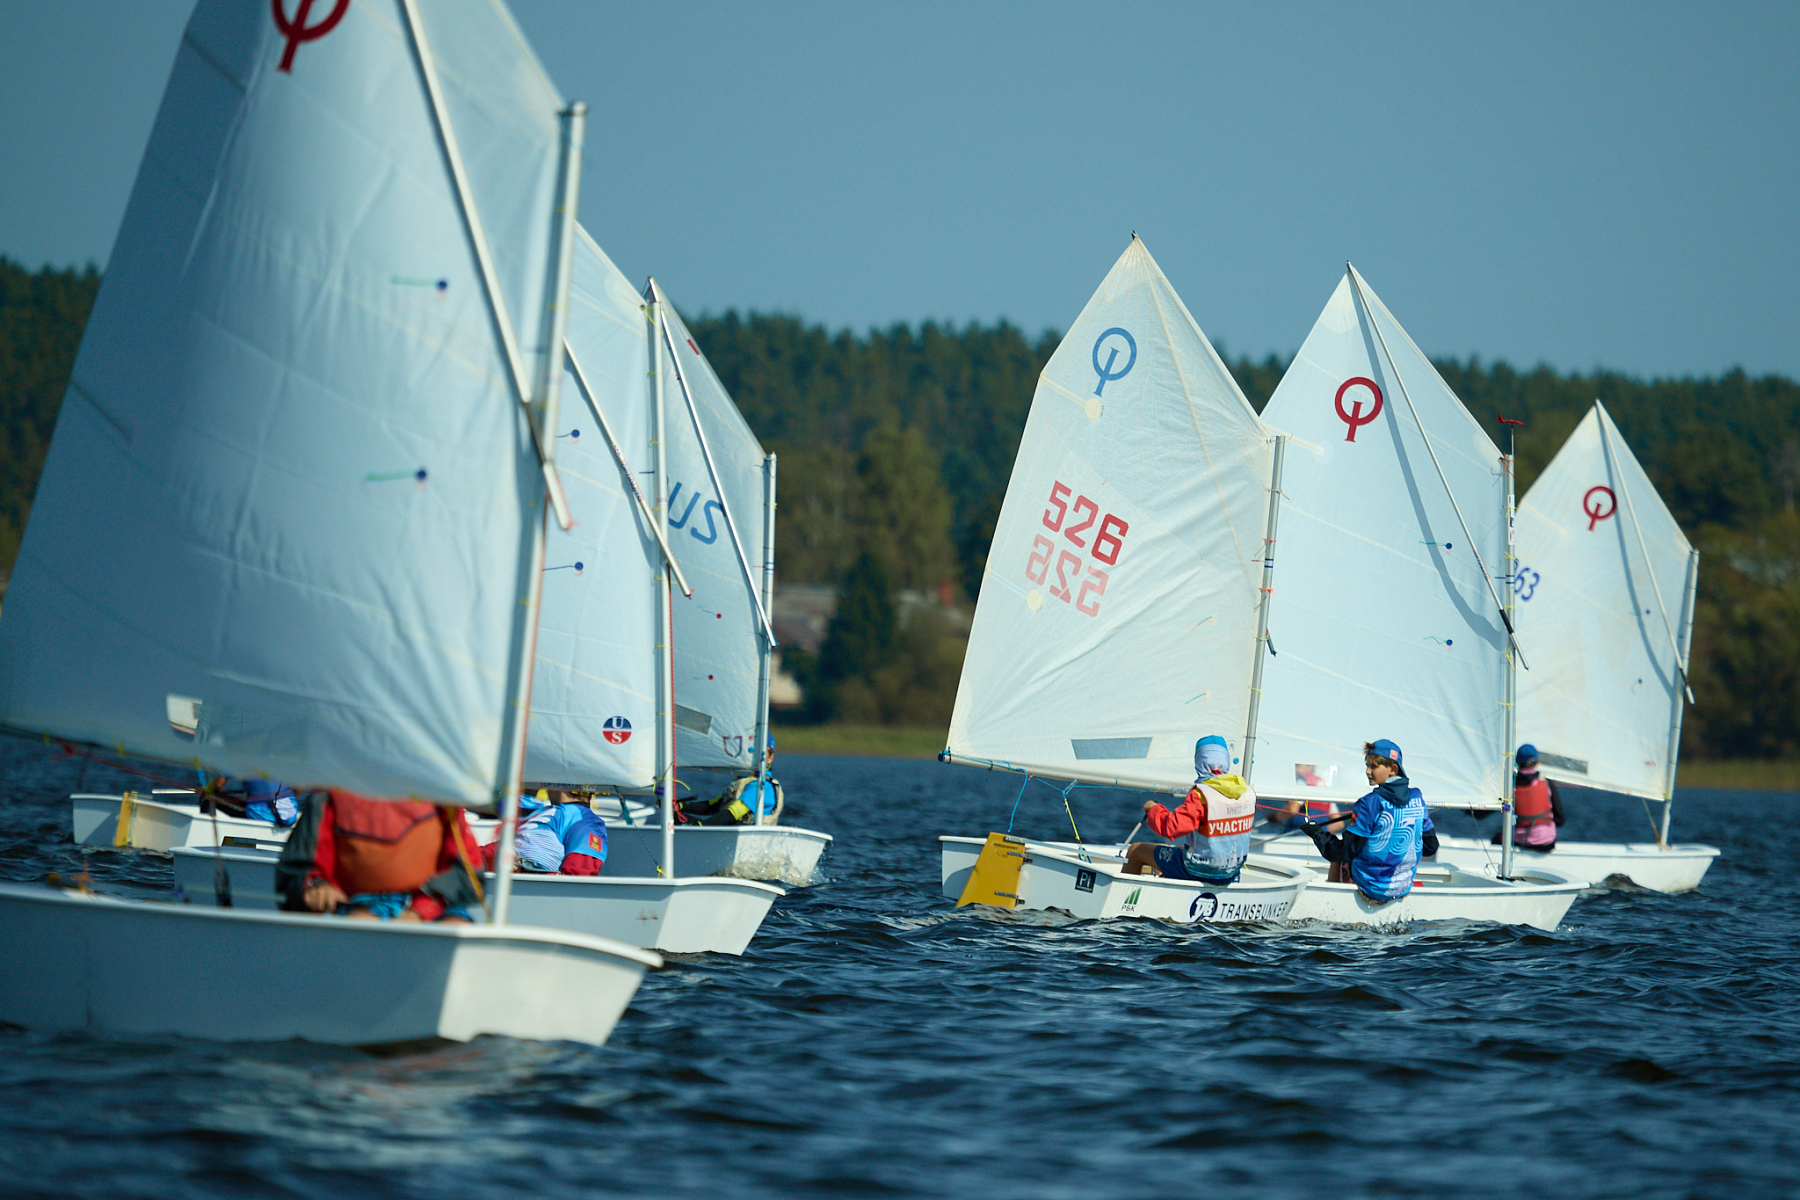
[1241,266,1588,930]
[937,237,1312,925]
[1433,402,1716,893]
[0,0,659,1045]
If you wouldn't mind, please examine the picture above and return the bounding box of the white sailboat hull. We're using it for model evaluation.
[1429,833,1719,894]
[170,848,783,956]
[602,822,831,886]
[72,793,281,852]
[939,836,1309,924]
[1281,863,1586,930]
[80,792,827,888]
[0,882,658,1047]
[1248,836,1588,929]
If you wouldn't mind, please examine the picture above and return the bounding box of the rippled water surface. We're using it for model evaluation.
[2,737,1796,1199]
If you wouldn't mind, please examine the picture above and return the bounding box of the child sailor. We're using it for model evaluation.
[1121,735,1257,884]
[1302,738,1439,901]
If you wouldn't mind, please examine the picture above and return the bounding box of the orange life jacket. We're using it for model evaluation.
[330,793,446,895]
[1514,774,1556,846]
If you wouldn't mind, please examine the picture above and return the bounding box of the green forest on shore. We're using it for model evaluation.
[4,256,1798,768]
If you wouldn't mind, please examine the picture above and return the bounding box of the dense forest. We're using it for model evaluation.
[3,256,1796,759]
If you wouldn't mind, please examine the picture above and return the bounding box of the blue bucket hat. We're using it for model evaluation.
[1369,738,1404,770]
[1194,735,1231,777]
[1516,743,1538,767]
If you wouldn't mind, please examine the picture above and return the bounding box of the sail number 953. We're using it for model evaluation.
[1025,480,1130,617]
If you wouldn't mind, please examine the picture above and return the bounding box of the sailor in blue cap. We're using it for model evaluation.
[1301,738,1437,902]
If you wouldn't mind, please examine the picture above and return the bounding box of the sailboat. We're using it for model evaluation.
[1247,267,1587,930]
[1431,401,1717,891]
[0,0,658,1045]
[590,281,832,887]
[166,227,787,957]
[937,237,1313,923]
[107,272,834,891]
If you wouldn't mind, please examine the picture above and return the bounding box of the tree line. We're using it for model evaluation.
[3,256,1796,758]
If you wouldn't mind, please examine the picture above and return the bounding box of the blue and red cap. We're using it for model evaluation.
[1369,738,1404,770]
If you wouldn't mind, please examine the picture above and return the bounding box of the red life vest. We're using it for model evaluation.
[1513,774,1556,846]
[330,793,447,895]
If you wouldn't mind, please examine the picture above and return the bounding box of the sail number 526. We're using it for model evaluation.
[1027,480,1130,617]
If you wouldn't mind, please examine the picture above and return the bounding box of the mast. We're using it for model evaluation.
[1499,417,1521,879]
[1661,547,1701,844]
[649,280,677,875]
[1240,435,1286,782]
[752,454,778,817]
[490,100,585,924]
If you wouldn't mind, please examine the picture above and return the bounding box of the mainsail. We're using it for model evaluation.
[0,0,577,805]
[651,286,774,771]
[1515,402,1697,800]
[526,227,659,788]
[945,237,1275,792]
[1252,267,1509,809]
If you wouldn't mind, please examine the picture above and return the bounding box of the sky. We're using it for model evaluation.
[2,1,1796,380]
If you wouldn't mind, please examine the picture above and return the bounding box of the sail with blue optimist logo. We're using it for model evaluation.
[945,236,1275,791]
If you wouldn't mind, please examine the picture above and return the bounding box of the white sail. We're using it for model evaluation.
[1252,268,1509,809]
[946,237,1274,791]
[652,287,772,771]
[525,228,659,788]
[0,0,573,804]
[1514,402,1696,799]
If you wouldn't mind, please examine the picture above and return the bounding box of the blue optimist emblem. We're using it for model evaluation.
[1092,327,1137,396]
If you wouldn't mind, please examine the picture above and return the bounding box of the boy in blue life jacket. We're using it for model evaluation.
[678,736,784,826]
[1301,738,1438,902]
[510,789,608,875]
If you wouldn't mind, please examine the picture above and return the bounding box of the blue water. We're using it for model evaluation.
[1,737,1796,1199]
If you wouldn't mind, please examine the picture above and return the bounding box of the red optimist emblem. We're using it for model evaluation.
[1334,377,1384,442]
[602,716,632,745]
[1583,485,1617,531]
[272,0,351,74]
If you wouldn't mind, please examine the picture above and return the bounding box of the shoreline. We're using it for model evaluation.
[776,724,1800,792]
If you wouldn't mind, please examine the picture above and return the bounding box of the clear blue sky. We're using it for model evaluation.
[2,1,1796,380]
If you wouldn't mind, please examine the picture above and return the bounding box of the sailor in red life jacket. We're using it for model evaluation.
[274,790,489,921]
[1498,743,1565,850]
[1121,735,1257,884]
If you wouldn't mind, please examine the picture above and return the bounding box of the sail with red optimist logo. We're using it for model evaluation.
[1514,402,1697,801]
[1252,267,1509,810]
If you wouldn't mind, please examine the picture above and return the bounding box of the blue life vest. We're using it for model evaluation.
[515,803,608,872]
[241,778,298,826]
[1346,781,1433,901]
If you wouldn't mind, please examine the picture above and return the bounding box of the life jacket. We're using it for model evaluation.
[1179,775,1255,881]
[514,803,608,873]
[1514,772,1556,846]
[1348,782,1430,902]
[722,775,783,825]
[330,794,446,895]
